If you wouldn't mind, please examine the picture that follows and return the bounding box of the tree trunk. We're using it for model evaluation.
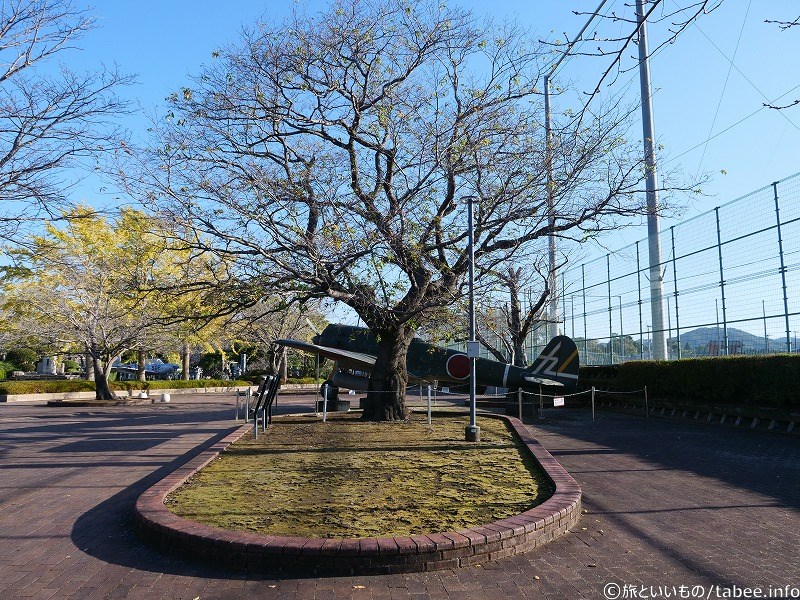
[269,348,280,375]
[93,355,116,401]
[507,270,528,367]
[512,335,527,367]
[181,342,190,380]
[362,326,414,421]
[137,349,146,382]
[84,351,94,380]
[280,346,288,384]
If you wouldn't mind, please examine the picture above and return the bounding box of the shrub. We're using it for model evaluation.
[0,378,252,395]
[0,360,16,380]
[144,379,251,390]
[6,348,39,372]
[581,354,800,411]
[0,380,96,395]
[286,377,323,384]
[62,359,81,374]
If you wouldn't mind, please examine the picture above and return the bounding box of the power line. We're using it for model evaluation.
[695,0,752,176]
[667,81,800,164]
[683,1,800,134]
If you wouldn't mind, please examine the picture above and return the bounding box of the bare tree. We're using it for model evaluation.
[123,0,694,421]
[0,0,131,241]
[226,300,327,381]
[475,264,552,368]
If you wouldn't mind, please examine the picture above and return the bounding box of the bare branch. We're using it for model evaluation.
[0,1,132,240]
[764,16,800,30]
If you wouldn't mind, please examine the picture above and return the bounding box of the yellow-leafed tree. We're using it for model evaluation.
[1,207,219,399]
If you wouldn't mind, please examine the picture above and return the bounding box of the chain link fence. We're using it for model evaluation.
[531,172,800,365]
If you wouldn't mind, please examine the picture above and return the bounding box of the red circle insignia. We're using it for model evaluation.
[446,354,471,379]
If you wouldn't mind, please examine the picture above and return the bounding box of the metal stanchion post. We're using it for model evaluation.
[235,390,240,421]
[322,385,328,423]
[518,389,523,421]
[245,388,251,423]
[427,385,432,425]
[592,386,596,422]
[539,384,544,420]
[644,385,649,419]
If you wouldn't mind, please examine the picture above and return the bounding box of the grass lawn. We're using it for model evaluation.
[165,412,554,538]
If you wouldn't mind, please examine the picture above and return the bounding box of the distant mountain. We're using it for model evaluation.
[671,326,774,353]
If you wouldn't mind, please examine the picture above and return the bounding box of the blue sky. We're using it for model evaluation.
[50,0,799,332]
[63,1,799,231]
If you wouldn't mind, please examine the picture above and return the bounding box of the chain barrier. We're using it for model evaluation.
[306,382,651,428]
[589,386,650,419]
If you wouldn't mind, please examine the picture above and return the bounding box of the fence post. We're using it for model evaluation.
[636,241,644,359]
[715,207,729,355]
[245,388,251,423]
[644,385,649,420]
[582,264,588,360]
[591,386,596,422]
[773,182,792,353]
[518,388,523,421]
[671,226,681,359]
[421,385,429,425]
[235,389,240,421]
[561,271,567,336]
[607,254,614,364]
[539,384,544,420]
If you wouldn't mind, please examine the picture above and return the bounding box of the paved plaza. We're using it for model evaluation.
[0,393,798,599]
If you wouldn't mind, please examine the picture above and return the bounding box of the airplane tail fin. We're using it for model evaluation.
[524,335,580,392]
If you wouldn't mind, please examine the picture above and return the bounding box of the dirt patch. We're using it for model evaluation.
[165,412,554,538]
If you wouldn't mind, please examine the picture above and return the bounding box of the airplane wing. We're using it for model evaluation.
[273,339,377,371]
[522,375,564,387]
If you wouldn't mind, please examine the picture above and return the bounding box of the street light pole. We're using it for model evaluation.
[465,196,480,442]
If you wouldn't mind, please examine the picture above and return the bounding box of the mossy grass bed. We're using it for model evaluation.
[165,412,554,538]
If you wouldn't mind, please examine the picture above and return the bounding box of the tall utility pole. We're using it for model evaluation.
[544,0,609,341]
[636,0,668,360]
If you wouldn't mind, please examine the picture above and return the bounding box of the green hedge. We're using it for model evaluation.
[0,379,252,395]
[581,354,800,410]
[0,380,97,395]
[139,379,251,390]
[286,377,323,385]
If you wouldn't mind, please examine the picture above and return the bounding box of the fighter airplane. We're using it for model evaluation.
[111,358,181,380]
[275,324,579,393]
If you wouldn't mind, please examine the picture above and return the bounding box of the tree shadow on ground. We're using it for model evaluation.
[521,408,800,509]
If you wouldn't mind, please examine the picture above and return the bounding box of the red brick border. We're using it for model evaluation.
[133,414,581,575]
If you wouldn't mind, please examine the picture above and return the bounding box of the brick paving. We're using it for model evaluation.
[0,393,798,599]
